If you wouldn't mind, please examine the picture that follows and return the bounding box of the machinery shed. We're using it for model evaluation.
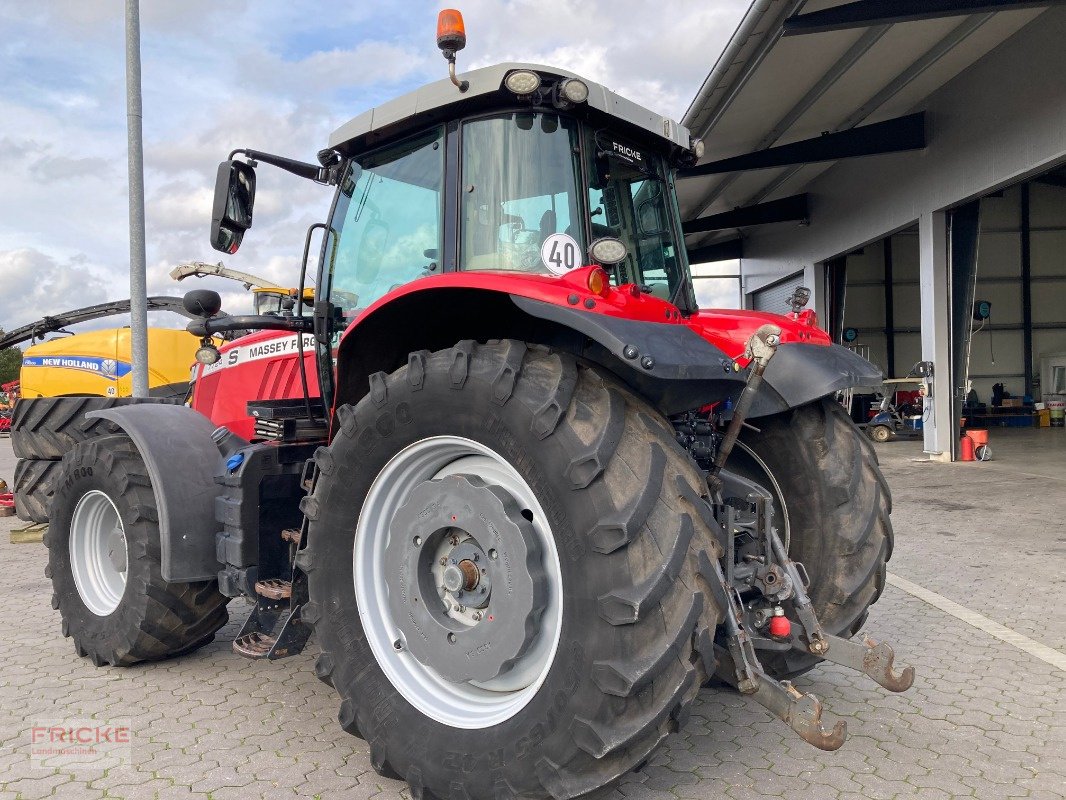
[679,0,1066,460]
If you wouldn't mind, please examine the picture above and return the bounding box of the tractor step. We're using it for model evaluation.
[231,572,312,662]
[254,578,292,600]
[232,631,277,659]
[281,528,301,545]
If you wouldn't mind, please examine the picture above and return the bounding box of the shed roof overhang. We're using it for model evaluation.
[678,0,1054,259]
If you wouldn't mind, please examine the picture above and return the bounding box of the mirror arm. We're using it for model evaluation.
[186,314,314,337]
[230,148,332,184]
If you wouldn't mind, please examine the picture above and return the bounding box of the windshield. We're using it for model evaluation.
[586,132,687,302]
[327,128,444,315]
[460,112,584,273]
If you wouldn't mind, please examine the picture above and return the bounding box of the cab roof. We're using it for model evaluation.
[328,62,692,155]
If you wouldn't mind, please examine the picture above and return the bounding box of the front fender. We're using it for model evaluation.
[86,404,223,582]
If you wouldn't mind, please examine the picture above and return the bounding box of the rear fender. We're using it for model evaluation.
[332,287,748,417]
[331,276,880,419]
[86,404,223,582]
[748,343,883,418]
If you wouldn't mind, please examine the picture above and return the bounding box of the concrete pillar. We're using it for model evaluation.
[918,211,953,461]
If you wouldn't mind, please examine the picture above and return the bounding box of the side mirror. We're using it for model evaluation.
[210,160,256,254]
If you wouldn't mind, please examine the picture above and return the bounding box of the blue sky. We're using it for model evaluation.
[0,0,746,332]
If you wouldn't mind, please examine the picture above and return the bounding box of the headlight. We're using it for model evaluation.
[589,237,628,265]
[690,137,705,159]
[195,344,221,365]
[504,70,541,95]
[560,78,589,104]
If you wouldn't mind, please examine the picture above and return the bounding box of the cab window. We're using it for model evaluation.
[460,113,584,273]
[328,129,443,314]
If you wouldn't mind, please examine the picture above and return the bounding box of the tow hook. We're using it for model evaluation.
[700,467,915,750]
[763,517,914,691]
[813,633,915,693]
[698,551,847,751]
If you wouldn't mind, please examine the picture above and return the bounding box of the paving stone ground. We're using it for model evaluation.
[0,429,1063,799]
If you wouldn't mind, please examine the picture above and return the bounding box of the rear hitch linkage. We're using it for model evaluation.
[700,324,915,751]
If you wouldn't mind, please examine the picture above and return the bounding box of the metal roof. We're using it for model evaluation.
[678,0,1050,251]
[329,62,692,153]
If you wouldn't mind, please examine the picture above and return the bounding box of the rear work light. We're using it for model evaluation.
[504,70,542,95]
[560,78,589,104]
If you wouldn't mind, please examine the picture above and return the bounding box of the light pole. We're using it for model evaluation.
[125,0,149,397]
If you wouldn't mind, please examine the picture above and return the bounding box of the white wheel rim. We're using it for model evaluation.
[69,490,128,616]
[354,436,563,729]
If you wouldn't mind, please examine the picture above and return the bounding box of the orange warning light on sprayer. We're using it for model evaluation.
[437,9,467,53]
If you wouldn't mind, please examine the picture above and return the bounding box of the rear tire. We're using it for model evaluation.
[12,397,171,460]
[47,435,229,666]
[14,458,60,523]
[302,341,724,799]
[735,397,893,679]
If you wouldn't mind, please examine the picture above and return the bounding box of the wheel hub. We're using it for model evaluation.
[385,473,546,683]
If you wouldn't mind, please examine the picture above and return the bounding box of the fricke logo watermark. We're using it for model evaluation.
[29,719,132,769]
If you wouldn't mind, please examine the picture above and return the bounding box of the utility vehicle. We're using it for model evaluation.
[43,12,909,799]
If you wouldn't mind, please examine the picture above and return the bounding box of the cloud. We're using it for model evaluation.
[29,155,113,183]
[0,248,113,326]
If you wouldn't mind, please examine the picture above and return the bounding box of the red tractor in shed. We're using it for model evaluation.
[41,13,910,799]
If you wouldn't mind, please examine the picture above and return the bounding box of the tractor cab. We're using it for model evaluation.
[203,53,706,413]
[316,64,701,317]
[204,30,705,342]
[252,286,314,317]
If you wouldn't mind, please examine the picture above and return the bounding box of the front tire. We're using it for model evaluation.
[302,341,724,799]
[47,435,229,666]
[14,458,60,523]
[734,397,893,678]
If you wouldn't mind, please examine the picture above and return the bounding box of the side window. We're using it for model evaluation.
[329,129,443,313]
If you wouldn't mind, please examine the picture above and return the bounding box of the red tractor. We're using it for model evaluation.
[42,14,909,799]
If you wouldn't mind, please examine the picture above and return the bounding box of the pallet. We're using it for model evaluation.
[9,523,46,544]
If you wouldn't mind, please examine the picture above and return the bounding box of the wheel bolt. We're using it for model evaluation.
[413,535,422,546]
[489,549,498,560]
[393,639,404,651]
[472,611,483,621]
[440,557,448,566]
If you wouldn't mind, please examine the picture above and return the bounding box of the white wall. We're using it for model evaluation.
[739,9,1066,455]
[740,8,1066,286]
